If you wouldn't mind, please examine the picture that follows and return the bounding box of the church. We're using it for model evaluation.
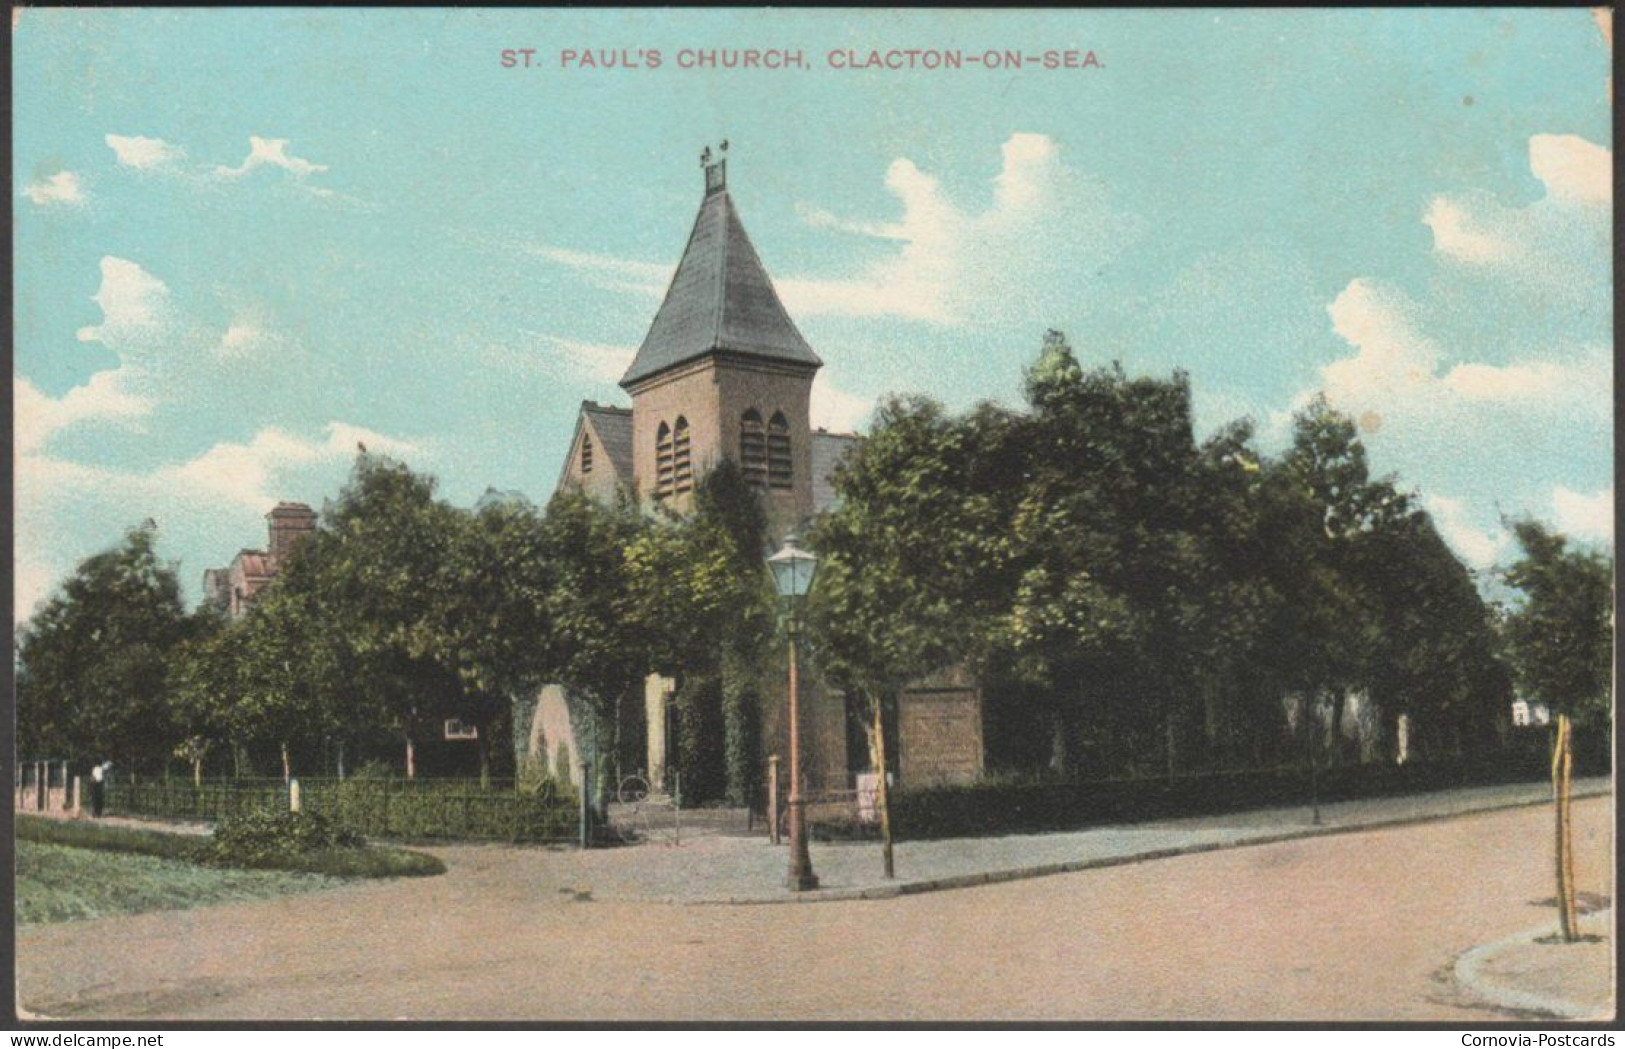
[519,146,986,804]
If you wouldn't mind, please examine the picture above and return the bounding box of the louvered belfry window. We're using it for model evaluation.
[768,411,793,489]
[740,409,768,490]
[655,421,674,498]
[672,416,693,493]
[580,433,594,474]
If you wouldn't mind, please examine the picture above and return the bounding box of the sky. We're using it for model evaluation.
[13,8,1614,619]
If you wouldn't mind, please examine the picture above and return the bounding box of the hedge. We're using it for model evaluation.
[885,744,1604,842]
[106,777,577,844]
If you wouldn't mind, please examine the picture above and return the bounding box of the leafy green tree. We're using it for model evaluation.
[16,522,192,773]
[297,452,464,776]
[539,488,654,811]
[1502,519,1613,729]
[420,492,555,784]
[228,582,350,780]
[993,337,1223,775]
[168,610,236,781]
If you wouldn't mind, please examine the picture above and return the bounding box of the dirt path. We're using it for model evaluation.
[17,797,1612,1022]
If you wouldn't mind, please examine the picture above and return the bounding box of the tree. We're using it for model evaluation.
[300,452,464,777]
[421,491,555,785]
[1502,519,1612,943]
[993,336,1225,776]
[539,489,655,814]
[809,391,1022,872]
[16,522,192,774]
[168,610,235,782]
[1502,519,1613,727]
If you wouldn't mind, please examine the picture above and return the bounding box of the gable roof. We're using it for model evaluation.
[556,400,635,496]
[582,402,634,479]
[620,185,821,388]
[231,550,274,581]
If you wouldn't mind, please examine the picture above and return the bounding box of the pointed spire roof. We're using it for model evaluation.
[619,151,821,389]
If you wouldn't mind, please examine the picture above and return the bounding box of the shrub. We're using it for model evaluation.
[106,777,579,844]
[201,810,364,868]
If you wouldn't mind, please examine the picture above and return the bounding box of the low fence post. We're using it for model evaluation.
[578,762,591,850]
[768,754,781,845]
[289,778,301,813]
[71,775,81,815]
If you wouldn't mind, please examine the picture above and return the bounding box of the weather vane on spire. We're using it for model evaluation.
[702,140,729,194]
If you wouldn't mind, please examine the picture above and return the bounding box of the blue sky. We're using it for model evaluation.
[14,8,1613,617]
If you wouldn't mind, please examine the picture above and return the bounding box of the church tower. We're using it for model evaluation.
[619,145,822,541]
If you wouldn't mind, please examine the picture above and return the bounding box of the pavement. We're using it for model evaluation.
[1454,903,1615,1020]
[568,776,1613,905]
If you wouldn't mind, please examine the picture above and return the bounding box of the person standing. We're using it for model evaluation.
[89,761,107,818]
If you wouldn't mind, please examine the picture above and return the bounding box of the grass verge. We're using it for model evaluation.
[17,814,446,878]
[17,841,337,926]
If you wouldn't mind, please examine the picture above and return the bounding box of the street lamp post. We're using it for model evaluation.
[769,534,819,892]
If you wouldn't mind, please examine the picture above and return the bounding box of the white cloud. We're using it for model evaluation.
[160,422,415,510]
[105,134,183,170]
[1320,278,1609,422]
[215,136,329,179]
[1423,197,1512,264]
[486,331,636,385]
[14,373,154,457]
[75,256,170,345]
[1424,135,1610,294]
[1552,485,1614,544]
[811,377,872,433]
[1530,133,1611,206]
[215,324,276,359]
[1422,492,1507,568]
[524,245,671,298]
[22,171,85,206]
[777,133,1135,326]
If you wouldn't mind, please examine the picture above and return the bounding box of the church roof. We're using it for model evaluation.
[620,166,821,388]
[581,402,634,479]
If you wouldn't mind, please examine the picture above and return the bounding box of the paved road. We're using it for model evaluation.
[17,796,1611,1021]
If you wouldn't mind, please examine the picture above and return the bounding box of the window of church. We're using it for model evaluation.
[740,409,768,490]
[655,421,674,498]
[580,433,593,474]
[673,416,693,493]
[768,411,793,489]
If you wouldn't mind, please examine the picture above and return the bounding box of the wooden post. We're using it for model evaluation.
[289,778,301,813]
[1562,723,1578,935]
[578,761,591,850]
[280,741,291,785]
[767,754,781,845]
[872,697,895,879]
[71,775,81,815]
[1553,714,1579,941]
[405,736,416,780]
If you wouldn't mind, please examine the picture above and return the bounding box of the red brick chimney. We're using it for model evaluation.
[266,502,318,566]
